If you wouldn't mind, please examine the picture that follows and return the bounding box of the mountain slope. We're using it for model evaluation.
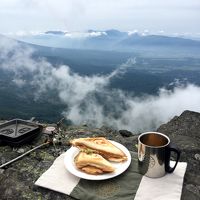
[119,34,200,47]
[14,29,200,52]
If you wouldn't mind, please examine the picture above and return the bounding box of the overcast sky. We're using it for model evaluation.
[0,0,200,35]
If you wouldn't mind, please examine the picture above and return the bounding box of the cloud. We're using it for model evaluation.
[128,30,139,36]
[109,85,200,131]
[12,78,26,87]
[64,31,107,38]
[1,36,200,132]
[0,37,37,73]
[7,30,107,39]
[1,0,200,34]
[6,30,44,37]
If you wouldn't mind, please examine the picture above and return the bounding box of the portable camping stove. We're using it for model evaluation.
[0,119,42,146]
[0,118,65,169]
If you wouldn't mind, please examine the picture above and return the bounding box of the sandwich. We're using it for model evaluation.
[74,151,115,175]
[70,137,127,162]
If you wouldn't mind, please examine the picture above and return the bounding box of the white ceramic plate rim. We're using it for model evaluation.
[64,140,131,180]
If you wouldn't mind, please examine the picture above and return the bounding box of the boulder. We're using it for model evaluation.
[157,110,200,200]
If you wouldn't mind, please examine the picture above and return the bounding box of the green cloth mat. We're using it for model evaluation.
[35,150,187,200]
[71,152,143,200]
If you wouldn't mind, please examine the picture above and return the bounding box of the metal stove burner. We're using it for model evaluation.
[18,127,31,134]
[0,129,14,135]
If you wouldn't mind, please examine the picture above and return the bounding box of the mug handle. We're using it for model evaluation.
[165,143,181,173]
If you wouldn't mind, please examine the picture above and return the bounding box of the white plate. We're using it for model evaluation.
[64,140,131,180]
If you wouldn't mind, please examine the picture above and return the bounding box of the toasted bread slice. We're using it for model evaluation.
[74,151,115,175]
[81,166,103,175]
[71,137,127,162]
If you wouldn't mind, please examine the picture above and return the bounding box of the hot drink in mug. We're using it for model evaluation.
[138,132,181,178]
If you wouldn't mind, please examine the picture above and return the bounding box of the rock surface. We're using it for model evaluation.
[157,110,200,200]
[0,110,200,200]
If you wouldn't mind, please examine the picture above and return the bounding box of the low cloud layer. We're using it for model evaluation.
[1,36,200,132]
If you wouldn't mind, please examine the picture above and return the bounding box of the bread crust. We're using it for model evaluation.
[71,137,127,162]
[74,151,115,175]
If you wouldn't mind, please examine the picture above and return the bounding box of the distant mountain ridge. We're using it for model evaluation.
[119,34,200,47]
[45,31,67,35]
[13,29,200,52]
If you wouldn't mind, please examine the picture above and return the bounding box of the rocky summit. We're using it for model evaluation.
[0,110,200,200]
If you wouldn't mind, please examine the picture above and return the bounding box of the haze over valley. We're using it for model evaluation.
[0,0,200,132]
[1,32,200,132]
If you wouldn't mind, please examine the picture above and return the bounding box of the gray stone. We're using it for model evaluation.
[119,129,133,137]
[185,184,200,197]
[17,148,25,154]
[194,154,200,161]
